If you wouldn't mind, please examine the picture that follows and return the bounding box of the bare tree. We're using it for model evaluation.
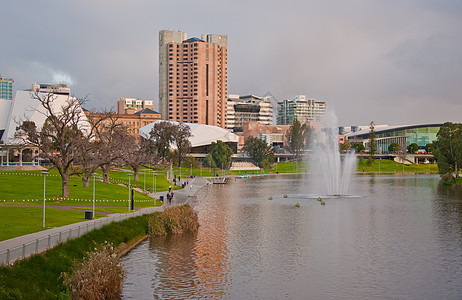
[98,120,128,183]
[17,92,89,197]
[122,135,156,182]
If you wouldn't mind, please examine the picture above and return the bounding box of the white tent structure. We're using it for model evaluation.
[139,120,239,150]
[1,90,90,144]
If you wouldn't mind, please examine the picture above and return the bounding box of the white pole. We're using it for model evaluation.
[128,174,132,212]
[144,171,146,191]
[92,173,96,217]
[42,171,48,227]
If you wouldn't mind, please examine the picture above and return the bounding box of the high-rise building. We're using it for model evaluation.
[0,75,14,100]
[117,98,154,114]
[158,30,228,127]
[277,95,326,125]
[226,94,273,132]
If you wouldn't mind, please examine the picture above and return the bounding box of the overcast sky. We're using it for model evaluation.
[1,0,461,126]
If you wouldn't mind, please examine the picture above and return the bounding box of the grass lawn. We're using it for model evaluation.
[263,161,307,174]
[356,158,438,174]
[0,207,106,241]
[0,169,158,206]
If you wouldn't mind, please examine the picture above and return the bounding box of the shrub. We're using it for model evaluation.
[366,157,374,166]
[62,241,124,300]
[149,205,199,237]
[441,174,455,186]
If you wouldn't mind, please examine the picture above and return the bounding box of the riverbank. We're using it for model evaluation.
[0,214,151,299]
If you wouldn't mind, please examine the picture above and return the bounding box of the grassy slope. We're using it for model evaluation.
[0,207,106,241]
[356,158,438,173]
[0,215,151,299]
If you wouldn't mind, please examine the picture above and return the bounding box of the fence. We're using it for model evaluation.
[0,207,159,266]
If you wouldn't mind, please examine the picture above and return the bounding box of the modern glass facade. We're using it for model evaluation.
[351,124,442,154]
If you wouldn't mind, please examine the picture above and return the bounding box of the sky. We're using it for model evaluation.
[1,0,461,126]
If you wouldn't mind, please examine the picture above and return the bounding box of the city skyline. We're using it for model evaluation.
[1,0,461,126]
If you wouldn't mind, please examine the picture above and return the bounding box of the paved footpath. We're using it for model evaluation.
[0,176,212,265]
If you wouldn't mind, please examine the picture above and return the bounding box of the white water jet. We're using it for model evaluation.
[307,111,356,196]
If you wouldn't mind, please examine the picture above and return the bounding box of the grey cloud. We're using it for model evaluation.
[1,0,461,126]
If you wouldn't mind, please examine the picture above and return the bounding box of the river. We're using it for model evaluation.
[121,174,462,299]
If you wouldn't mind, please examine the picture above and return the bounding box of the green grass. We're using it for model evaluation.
[356,158,438,174]
[0,169,163,241]
[0,207,106,241]
[263,161,307,174]
[0,169,158,204]
[0,214,151,299]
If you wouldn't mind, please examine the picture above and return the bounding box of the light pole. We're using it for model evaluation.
[92,173,96,218]
[143,171,146,191]
[153,173,157,206]
[190,163,192,177]
[128,173,132,212]
[41,171,48,227]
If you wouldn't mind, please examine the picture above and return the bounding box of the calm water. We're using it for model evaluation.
[121,174,462,299]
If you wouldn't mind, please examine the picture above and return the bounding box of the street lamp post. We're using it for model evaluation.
[190,163,192,177]
[128,173,132,212]
[92,173,96,218]
[153,173,157,206]
[41,171,48,227]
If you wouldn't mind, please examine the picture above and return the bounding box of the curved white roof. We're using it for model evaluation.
[139,121,239,148]
[2,90,90,144]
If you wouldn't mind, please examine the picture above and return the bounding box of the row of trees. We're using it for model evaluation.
[16,93,194,197]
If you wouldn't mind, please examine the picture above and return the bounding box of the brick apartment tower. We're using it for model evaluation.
[159,30,228,127]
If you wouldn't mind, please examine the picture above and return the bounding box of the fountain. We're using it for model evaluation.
[307,111,356,197]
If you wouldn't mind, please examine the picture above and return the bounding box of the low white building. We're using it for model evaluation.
[140,120,239,153]
[2,90,89,144]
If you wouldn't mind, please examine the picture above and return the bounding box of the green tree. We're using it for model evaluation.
[369,121,376,158]
[433,122,462,178]
[339,140,352,151]
[242,136,275,168]
[172,123,192,168]
[425,143,434,153]
[388,143,401,153]
[149,121,176,163]
[407,143,419,154]
[353,142,365,153]
[286,119,308,161]
[202,153,217,168]
[211,140,233,169]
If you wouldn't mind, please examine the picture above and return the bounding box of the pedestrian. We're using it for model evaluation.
[170,192,174,204]
[169,185,172,192]
[190,184,192,189]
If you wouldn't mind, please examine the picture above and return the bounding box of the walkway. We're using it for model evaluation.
[0,176,211,266]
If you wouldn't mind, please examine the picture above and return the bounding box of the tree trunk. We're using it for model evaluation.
[101,164,110,183]
[82,174,90,189]
[456,161,459,178]
[133,166,139,182]
[62,173,70,198]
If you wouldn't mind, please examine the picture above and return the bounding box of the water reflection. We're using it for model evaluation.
[122,175,462,299]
